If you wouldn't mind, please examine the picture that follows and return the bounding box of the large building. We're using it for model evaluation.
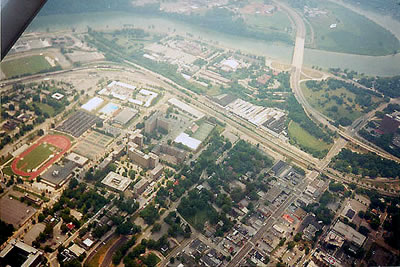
[133,179,149,196]
[41,159,77,188]
[129,129,144,148]
[150,164,164,180]
[101,171,131,192]
[113,108,138,125]
[0,239,43,267]
[325,221,366,248]
[128,143,159,169]
[152,144,186,164]
[144,112,170,134]
[168,98,205,119]
[380,113,400,134]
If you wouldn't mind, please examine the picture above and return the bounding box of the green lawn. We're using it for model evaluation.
[30,102,56,116]
[306,1,400,55]
[301,81,381,123]
[16,143,57,172]
[1,55,53,78]
[288,121,332,154]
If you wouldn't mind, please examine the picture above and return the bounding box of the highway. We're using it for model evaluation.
[274,0,400,166]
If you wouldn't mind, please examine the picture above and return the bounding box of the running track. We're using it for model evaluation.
[11,135,71,179]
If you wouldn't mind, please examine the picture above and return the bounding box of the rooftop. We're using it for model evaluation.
[174,133,202,150]
[168,98,205,119]
[332,221,366,247]
[102,171,131,192]
[114,108,138,125]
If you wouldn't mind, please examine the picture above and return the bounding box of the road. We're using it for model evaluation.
[274,0,400,165]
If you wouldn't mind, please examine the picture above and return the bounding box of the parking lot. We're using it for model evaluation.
[56,110,101,137]
[0,193,36,227]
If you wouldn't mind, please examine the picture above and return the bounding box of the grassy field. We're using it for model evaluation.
[1,55,53,78]
[245,11,292,33]
[301,81,380,123]
[30,102,56,116]
[16,143,57,172]
[306,1,400,55]
[288,121,332,154]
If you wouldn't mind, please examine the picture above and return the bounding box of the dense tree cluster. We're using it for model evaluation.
[332,148,400,178]
[304,191,335,225]
[139,204,160,225]
[224,140,272,178]
[0,220,14,246]
[178,189,218,231]
[359,76,400,98]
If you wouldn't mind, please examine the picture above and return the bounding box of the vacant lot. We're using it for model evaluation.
[288,121,332,155]
[307,1,399,55]
[2,55,53,78]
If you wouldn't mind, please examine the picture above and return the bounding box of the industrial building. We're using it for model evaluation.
[168,98,205,119]
[380,113,400,134]
[101,171,131,192]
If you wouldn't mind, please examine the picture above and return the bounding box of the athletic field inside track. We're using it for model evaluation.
[11,135,72,179]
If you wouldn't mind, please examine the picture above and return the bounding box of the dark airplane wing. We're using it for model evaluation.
[1,0,47,60]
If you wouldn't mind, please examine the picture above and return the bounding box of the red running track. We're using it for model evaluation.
[11,135,71,180]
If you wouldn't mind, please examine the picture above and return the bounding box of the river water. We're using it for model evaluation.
[27,12,400,76]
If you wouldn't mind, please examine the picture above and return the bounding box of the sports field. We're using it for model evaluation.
[16,143,58,172]
[192,122,215,141]
[11,135,71,179]
[1,55,53,78]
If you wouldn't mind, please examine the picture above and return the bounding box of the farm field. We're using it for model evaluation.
[1,55,54,78]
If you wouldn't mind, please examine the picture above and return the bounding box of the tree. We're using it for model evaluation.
[151,223,161,233]
[287,241,295,250]
[142,253,159,267]
[139,205,159,225]
[294,232,302,242]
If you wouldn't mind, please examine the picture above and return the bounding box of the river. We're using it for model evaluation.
[27,11,400,76]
